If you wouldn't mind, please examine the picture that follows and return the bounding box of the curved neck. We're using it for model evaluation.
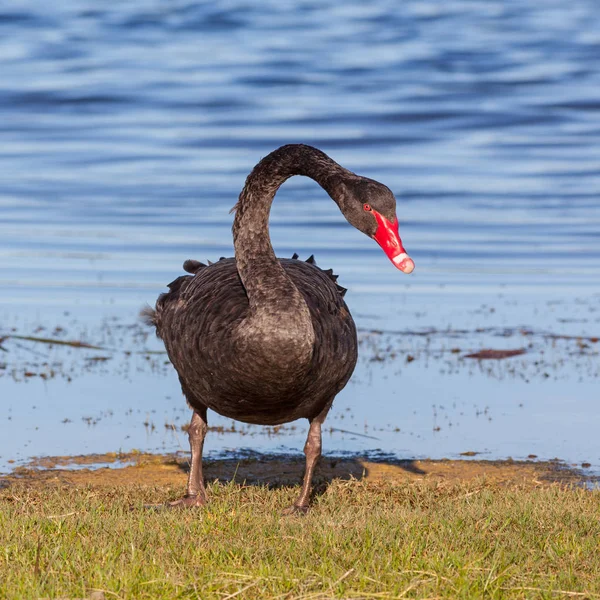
[232,144,352,311]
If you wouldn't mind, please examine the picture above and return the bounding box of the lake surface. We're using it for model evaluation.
[1,0,600,474]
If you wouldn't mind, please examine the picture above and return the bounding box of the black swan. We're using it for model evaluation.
[144,144,414,513]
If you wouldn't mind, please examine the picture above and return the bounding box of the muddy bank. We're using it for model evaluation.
[1,451,593,492]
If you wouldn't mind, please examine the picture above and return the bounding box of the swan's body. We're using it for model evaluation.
[145,144,413,511]
[154,257,356,425]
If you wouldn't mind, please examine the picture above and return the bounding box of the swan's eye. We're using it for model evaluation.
[363,204,372,212]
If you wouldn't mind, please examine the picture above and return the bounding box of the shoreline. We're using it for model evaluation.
[2,450,596,491]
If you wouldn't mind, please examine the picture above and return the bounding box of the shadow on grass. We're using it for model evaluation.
[175,452,418,485]
[171,450,594,496]
[170,452,426,504]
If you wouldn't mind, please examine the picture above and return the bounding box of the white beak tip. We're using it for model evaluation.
[392,253,415,274]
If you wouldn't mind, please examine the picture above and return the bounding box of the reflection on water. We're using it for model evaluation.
[1,0,599,472]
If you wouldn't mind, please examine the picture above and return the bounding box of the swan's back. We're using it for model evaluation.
[148,256,357,425]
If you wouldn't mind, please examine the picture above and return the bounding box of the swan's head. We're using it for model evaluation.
[340,177,414,274]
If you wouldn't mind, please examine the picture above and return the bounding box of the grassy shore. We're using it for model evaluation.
[1,456,599,599]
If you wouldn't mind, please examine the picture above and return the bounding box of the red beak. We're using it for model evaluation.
[372,210,415,273]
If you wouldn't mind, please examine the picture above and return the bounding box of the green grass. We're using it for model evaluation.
[1,478,599,599]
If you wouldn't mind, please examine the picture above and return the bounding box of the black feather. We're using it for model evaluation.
[167,275,191,292]
[183,259,206,274]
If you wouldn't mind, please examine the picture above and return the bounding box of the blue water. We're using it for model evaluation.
[1,0,600,474]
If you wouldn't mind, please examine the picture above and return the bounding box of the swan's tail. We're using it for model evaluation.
[140,305,158,328]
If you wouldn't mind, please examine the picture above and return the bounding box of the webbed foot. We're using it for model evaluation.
[282,504,309,516]
[168,494,206,508]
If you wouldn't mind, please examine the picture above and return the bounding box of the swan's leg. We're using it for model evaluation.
[169,407,208,508]
[284,405,329,514]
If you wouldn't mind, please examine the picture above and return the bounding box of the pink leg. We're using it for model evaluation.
[169,408,208,508]
[283,405,329,514]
